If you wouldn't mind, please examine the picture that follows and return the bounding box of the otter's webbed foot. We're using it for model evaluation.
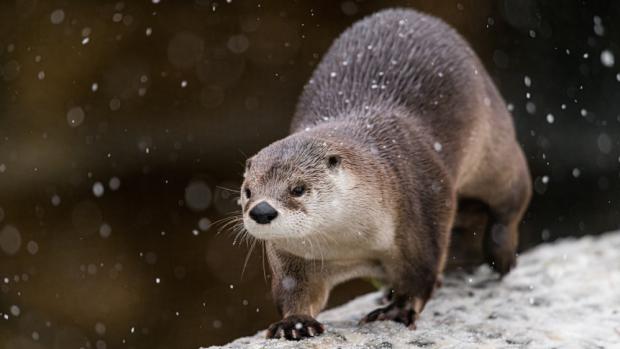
[266,314,325,340]
[359,300,418,329]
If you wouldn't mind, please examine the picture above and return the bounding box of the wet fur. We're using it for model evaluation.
[241,8,531,340]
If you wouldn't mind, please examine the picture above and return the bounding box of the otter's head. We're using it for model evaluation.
[240,135,352,241]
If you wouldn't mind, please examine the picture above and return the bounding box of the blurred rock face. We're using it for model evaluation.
[0,0,619,347]
[214,232,620,349]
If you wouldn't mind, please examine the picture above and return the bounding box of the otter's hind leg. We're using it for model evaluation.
[448,199,489,270]
[481,149,531,275]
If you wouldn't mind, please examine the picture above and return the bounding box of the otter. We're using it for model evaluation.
[240,8,531,340]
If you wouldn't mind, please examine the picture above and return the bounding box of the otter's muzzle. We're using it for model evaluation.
[249,201,278,224]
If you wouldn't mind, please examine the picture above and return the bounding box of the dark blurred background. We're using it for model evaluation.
[1,0,619,348]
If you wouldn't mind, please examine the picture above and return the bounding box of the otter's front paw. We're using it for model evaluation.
[359,302,417,329]
[266,314,325,340]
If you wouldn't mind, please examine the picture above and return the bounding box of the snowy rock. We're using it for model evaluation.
[208,232,620,349]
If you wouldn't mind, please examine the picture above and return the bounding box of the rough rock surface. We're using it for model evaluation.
[207,233,620,349]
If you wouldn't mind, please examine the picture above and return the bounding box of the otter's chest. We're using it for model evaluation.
[275,220,396,261]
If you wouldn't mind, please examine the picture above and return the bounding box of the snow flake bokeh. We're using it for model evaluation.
[0,1,619,348]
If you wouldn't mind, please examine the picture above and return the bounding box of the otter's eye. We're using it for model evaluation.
[244,188,251,199]
[290,185,305,197]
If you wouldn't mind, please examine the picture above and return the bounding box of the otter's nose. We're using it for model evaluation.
[249,202,278,224]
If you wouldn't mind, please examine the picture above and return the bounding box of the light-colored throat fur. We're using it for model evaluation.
[271,166,397,262]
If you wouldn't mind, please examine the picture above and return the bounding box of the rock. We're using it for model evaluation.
[206,232,620,349]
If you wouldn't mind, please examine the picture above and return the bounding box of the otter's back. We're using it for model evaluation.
[292,9,485,131]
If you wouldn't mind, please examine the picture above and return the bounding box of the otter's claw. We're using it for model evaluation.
[266,315,325,340]
[360,302,417,329]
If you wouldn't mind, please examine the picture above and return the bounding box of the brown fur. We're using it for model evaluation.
[240,9,531,340]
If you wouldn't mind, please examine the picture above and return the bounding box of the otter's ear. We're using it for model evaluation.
[327,154,341,169]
